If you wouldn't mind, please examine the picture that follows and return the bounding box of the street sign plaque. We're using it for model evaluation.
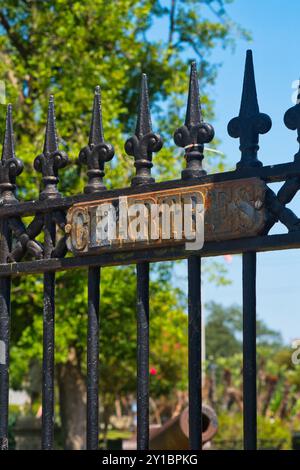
[65,177,267,255]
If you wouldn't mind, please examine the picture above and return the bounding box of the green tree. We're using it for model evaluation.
[0,0,246,449]
[206,301,283,359]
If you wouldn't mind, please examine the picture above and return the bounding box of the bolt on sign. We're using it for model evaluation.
[65,177,266,255]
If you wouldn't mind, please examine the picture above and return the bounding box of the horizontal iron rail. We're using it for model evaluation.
[0,161,300,219]
[0,231,299,277]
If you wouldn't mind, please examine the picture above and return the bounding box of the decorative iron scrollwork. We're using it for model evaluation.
[228,50,272,169]
[174,61,214,179]
[125,73,163,186]
[34,95,68,200]
[79,86,114,193]
[0,105,42,261]
[0,105,23,203]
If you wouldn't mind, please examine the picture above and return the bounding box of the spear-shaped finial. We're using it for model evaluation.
[174,61,214,179]
[78,86,114,193]
[89,85,104,146]
[34,95,68,199]
[2,104,16,161]
[0,104,23,202]
[43,95,58,155]
[135,74,152,139]
[125,73,163,187]
[227,50,272,169]
[284,78,300,162]
[185,61,202,128]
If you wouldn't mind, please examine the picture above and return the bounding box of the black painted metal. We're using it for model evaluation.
[126,78,157,449]
[87,266,100,450]
[0,223,10,451]
[242,252,257,450]
[187,256,202,450]
[34,96,68,200]
[0,105,22,450]
[0,160,299,221]
[136,262,150,450]
[125,74,163,187]
[42,268,55,450]
[174,61,214,179]
[228,50,272,169]
[0,230,300,277]
[81,88,107,449]
[228,51,269,450]
[79,86,114,193]
[37,97,68,450]
[0,50,299,451]
[41,213,56,450]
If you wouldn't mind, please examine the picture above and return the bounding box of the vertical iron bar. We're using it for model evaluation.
[242,251,257,450]
[42,213,55,450]
[0,220,10,450]
[87,266,100,450]
[188,255,202,450]
[136,262,149,450]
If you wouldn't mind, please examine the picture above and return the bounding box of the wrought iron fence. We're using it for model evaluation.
[0,49,300,450]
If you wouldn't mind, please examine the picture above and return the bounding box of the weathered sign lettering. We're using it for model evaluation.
[65,177,267,255]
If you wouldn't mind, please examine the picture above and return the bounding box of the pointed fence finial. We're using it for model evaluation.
[227,50,272,169]
[89,85,104,146]
[284,78,300,162]
[43,95,58,155]
[34,95,68,199]
[2,104,16,161]
[125,73,163,187]
[135,74,152,139]
[174,61,214,179]
[0,104,23,202]
[79,86,114,193]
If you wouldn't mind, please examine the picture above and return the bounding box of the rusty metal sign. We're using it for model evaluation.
[65,177,267,255]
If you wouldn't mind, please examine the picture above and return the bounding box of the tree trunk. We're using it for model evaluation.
[57,347,86,450]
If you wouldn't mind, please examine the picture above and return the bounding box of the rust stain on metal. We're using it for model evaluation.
[66,177,267,255]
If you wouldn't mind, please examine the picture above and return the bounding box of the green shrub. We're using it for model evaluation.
[213,412,291,450]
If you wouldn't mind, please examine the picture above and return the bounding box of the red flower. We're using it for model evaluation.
[150,367,157,375]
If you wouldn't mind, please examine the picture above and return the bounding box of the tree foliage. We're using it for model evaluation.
[205,301,283,359]
[204,303,299,449]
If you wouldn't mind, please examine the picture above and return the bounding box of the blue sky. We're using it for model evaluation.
[154,0,300,344]
[204,0,300,344]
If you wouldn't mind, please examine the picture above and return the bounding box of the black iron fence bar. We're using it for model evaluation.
[34,96,69,450]
[87,266,100,450]
[124,73,162,450]
[42,160,56,450]
[0,230,299,278]
[0,104,23,450]
[81,85,114,450]
[173,62,211,450]
[227,50,269,451]
[41,278,54,449]
[41,216,56,450]
[242,252,257,450]
[0,220,11,451]
[187,256,202,450]
[136,262,150,450]
[0,161,298,220]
